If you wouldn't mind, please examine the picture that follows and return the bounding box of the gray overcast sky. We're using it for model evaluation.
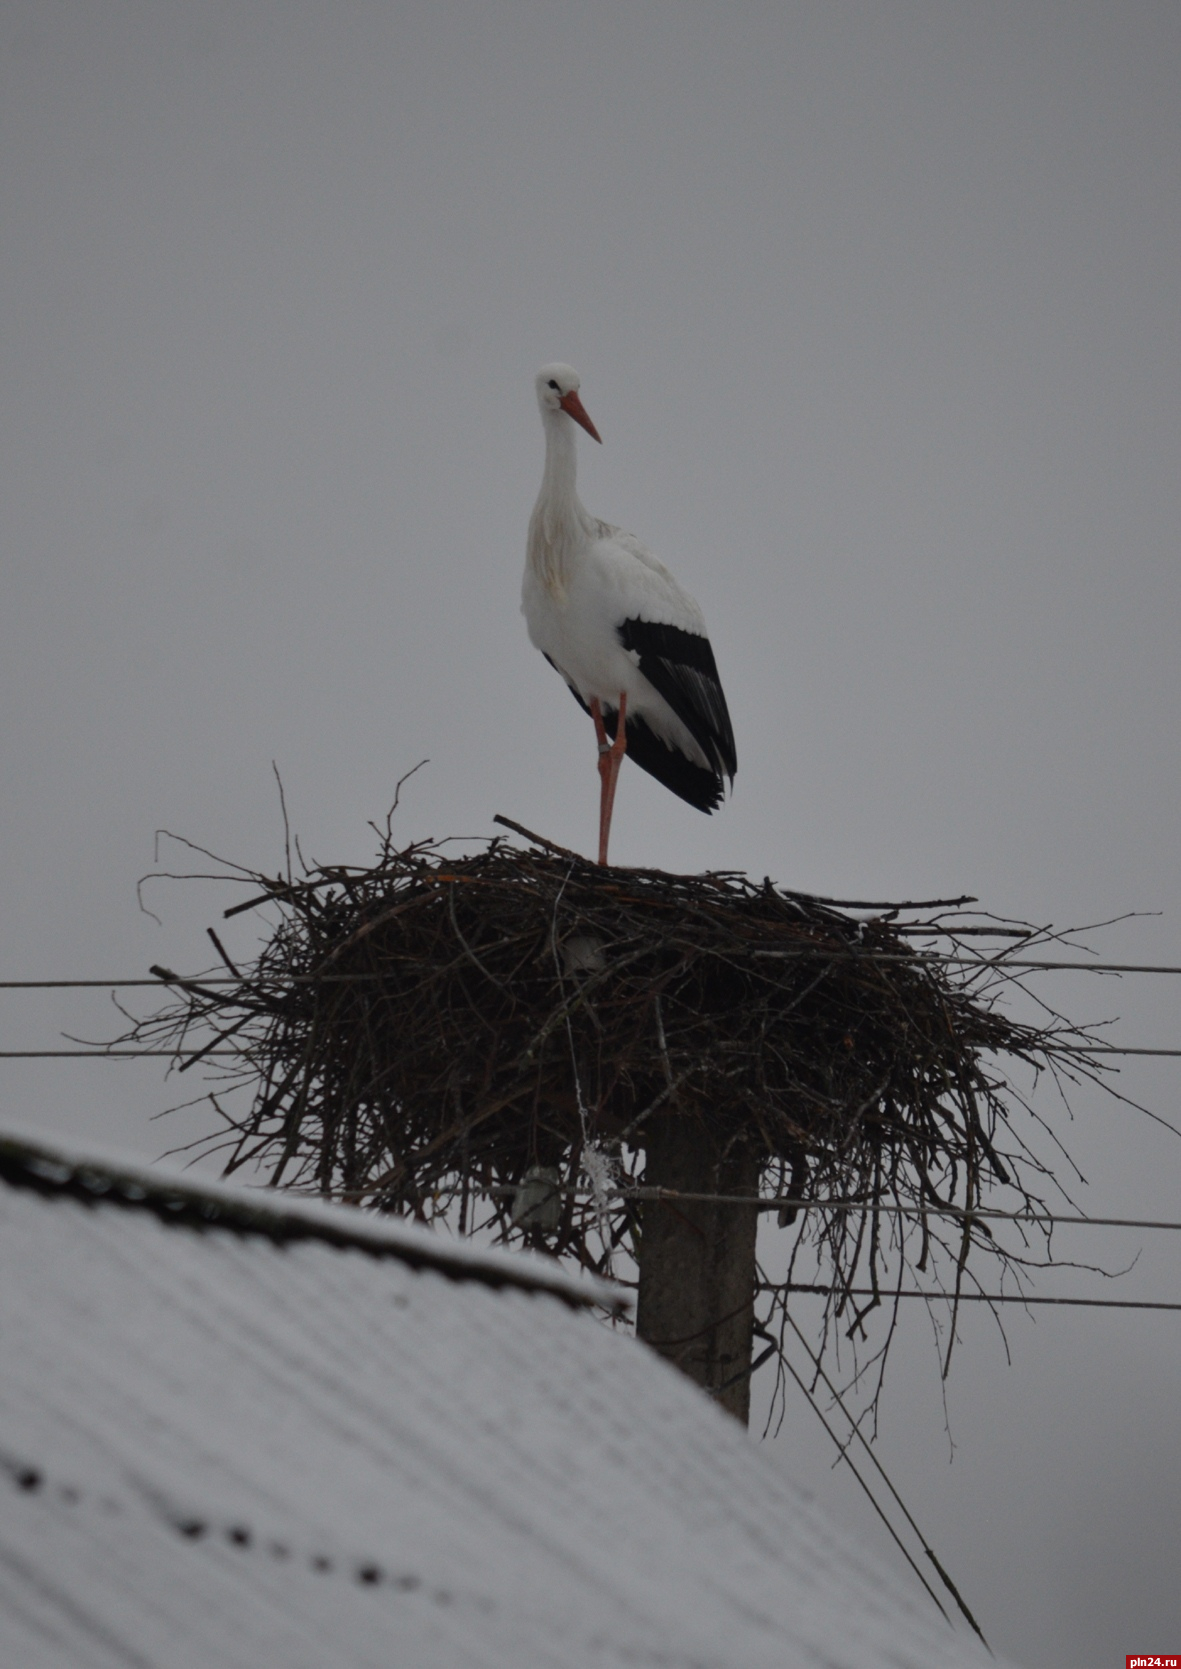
[1,3,1179,1662]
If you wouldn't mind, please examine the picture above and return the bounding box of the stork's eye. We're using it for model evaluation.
[548,380,560,391]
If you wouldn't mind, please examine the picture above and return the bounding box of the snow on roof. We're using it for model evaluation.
[0,1126,1009,1669]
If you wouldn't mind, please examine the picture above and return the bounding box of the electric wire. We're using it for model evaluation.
[773,1339,957,1634]
[4,1043,1181,1058]
[6,951,1181,988]
[478,1184,1181,1232]
[769,1286,1181,1312]
[777,1309,989,1647]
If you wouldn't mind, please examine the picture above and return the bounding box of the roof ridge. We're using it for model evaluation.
[0,1126,626,1313]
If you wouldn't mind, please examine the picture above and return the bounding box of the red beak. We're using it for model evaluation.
[559,388,602,443]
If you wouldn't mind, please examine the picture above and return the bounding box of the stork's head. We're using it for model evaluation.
[535,363,602,442]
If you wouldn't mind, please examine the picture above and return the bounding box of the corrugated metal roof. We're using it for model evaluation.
[0,1127,1009,1669]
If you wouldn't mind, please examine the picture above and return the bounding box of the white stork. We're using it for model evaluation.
[523,364,736,865]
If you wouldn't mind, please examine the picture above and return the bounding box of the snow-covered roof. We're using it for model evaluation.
[0,1125,1009,1669]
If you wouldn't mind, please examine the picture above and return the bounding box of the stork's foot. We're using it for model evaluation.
[591,694,628,865]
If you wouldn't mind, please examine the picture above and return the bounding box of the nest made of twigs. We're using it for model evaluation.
[127,819,1105,1325]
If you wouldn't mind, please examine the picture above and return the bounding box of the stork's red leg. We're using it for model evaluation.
[591,693,628,865]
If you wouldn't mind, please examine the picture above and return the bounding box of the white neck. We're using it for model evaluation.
[527,409,597,595]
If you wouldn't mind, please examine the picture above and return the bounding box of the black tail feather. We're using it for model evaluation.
[548,655,726,813]
[606,708,724,813]
[615,619,737,784]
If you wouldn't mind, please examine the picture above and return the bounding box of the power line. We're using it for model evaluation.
[1064,1046,1181,1056]
[773,1285,1181,1312]
[0,1102,1175,1231]
[776,1309,989,1646]
[623,1190,1181,1231]
[7,952,1181,989]
[0,1106,1172,1234]
[0,976,369,989]
[4,1041,1181,1061]
[473,1183,1181,1234]
[1,1092,1174,1246]
[753,953,1181,976]
[0,1050,242,1059]
[772,1341,957,1632]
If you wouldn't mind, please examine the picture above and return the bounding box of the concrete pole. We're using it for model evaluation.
[634,1114,761,1424]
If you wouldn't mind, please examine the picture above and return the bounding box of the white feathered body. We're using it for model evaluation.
[523,519,713,771]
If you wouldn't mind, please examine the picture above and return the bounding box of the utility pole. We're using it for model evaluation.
[634,1114,760,1424]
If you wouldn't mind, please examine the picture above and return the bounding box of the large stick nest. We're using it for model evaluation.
[128,820,1105,1339]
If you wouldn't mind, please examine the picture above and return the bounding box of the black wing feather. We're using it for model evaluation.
[543,640,735,816]
[617,619,737,782]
